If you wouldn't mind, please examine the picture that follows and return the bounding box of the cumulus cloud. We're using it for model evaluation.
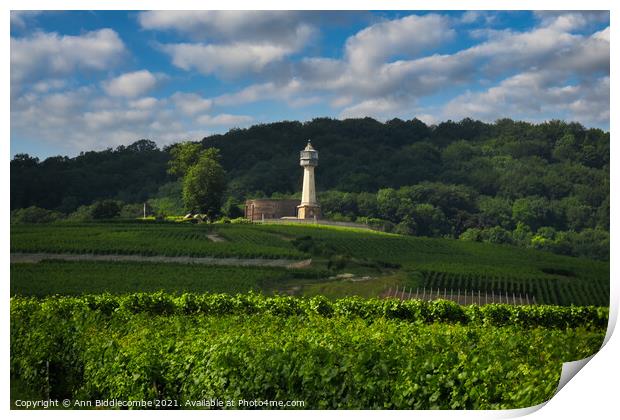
[442,72,609,127]
[534,11,609,31]
[196,114,254,127]
[103,70,160,98]
[214,79,304,106]
[171,92,213,116]
[340,97,409,119]
[129,97,159,110]
[139,10,311,43]
[345,14,455,70]
[10,84,254,154]
[10,11,610,157]
[12,86,179,152]
[174,10,607,129]
[145,11,315,78]
[11,29,126,86]
[10,11,42,28]
[318,13,609,124]
[162,42,299,77]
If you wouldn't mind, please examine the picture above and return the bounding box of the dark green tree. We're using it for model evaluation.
[167,142,204,177]
[182,148,226,217]
[91,200,122,219]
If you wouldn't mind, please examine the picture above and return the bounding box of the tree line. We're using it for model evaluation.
[11,117,609,259]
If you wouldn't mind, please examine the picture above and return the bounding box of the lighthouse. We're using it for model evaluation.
[297,140,321,219]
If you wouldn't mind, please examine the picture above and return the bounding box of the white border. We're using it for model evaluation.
[3,2,616,419]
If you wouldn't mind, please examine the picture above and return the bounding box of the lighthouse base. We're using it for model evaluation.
[297,204,321,220]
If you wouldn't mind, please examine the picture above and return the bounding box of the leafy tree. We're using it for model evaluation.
[221,197,244,218]
[512,196,552,231]
[483,226,514,244]
[167,142,204,177]
[91,200,122,219]
[148,181,185,217]
[182,148,226,216]
[376,188,400,222]
[394,215,417,235]
[512,222,533,247]
[559,196,594,231]
[10,206,63,224]
[67,205,95,222]
[410,203,448,237]
[478,196,513,229]
[569,229,609,260]
[459,228,483,242]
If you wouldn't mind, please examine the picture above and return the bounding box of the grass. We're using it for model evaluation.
[300,272,408,299]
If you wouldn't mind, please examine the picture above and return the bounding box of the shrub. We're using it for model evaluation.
[91,200,122,220]
[11,206,63,224]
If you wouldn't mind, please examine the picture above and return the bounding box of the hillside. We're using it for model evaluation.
[11,117,610,260]
[11,118,609,208]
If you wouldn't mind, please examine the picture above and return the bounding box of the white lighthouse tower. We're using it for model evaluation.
[297,140,320,219]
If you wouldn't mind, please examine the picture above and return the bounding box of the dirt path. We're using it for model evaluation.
[206,234,226,242]
[10,253,311,269]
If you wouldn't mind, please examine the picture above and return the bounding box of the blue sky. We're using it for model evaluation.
[10,10,610,158]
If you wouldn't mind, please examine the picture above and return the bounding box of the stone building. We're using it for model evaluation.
[244,199,300,221]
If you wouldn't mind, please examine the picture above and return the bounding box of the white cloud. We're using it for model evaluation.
[197,114,254,127]
[103,70,159,98]
[139,10,310,43]
[296,12,609,123]
[345,14,454,70]
[340,97,407,119]
[11,86,252,154]
[31,79,67,93]
[10,11,610,157]
[185,11,608,129]
[534,11,609,32]
[129,97,159,110]
[214,79,304,106]
[12,86,185,152]
[460,11,481,24]
[145,11,315,78]
[442,72,609,127]
[162,42,296,77]
[171,92,213,116]
[10,11,42,28]
[415,114,439,126]
[11,29,126,86]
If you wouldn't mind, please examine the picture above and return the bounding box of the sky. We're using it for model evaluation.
[10,10,610,159]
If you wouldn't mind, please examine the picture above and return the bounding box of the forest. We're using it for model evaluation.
[11,117,610,260]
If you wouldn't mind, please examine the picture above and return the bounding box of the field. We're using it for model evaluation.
[9,221,611,410]
[10,294,607,410]
[10,223,305,259]
[10,261,325,297]
[10,221,609,306]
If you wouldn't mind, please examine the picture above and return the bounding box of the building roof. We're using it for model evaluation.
[304,140,316,151]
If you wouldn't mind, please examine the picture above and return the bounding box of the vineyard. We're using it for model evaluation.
[10,261,325,297]
[11,293,607,409]
[416,270,609,307]
[10,223,305,259]
[10,221,610,306]
[9,222,611,409]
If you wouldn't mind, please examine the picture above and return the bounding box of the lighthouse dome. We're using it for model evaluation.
[300,140,318,167]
